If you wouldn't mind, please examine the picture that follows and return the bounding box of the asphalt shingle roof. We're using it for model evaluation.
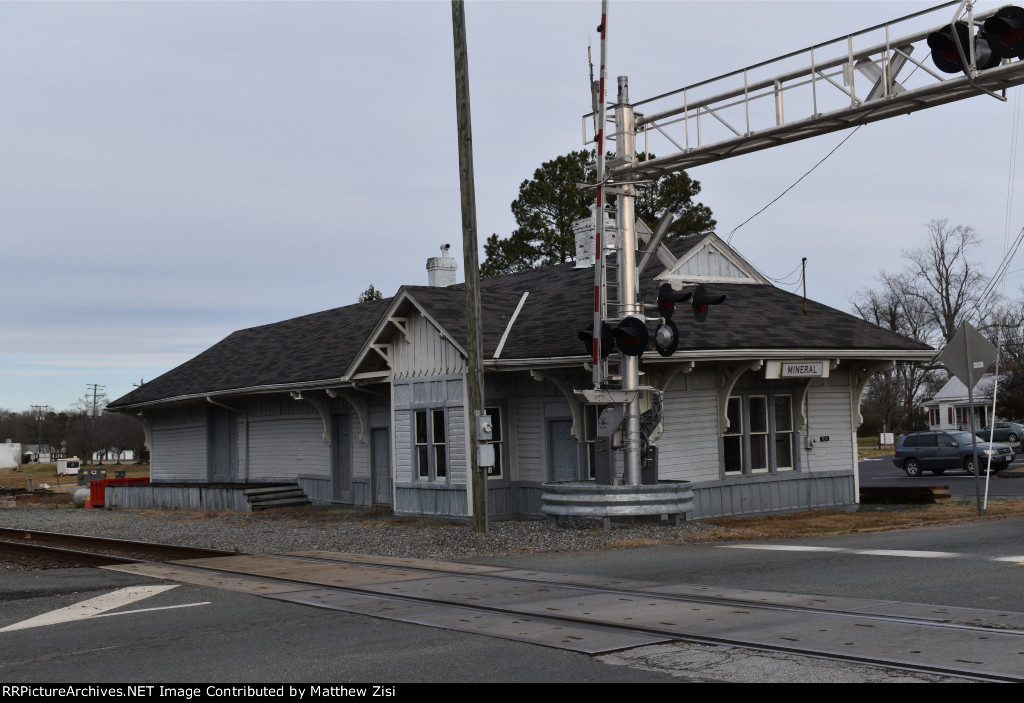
[109,234,931,409]
[108,298,392,408]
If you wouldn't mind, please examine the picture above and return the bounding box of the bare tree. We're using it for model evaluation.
[903,219,985,344]
[981,293,1024,420]
[852,272,939,432]
[852,219,987,433]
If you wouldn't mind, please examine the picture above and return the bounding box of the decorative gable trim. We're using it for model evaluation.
[347,289,468,380]
[655,233,769,285]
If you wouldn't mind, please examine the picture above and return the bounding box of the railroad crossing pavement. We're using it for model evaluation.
[100,551,1024,681]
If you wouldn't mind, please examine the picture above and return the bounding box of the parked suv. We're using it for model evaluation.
[893,431,1015,477]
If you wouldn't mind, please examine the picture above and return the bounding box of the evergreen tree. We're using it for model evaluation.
[482,150,714,277]
[358,284,384,303]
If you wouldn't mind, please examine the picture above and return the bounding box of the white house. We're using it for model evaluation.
[924,373,999,431]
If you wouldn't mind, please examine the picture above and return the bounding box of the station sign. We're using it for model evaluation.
[764,360,828,379]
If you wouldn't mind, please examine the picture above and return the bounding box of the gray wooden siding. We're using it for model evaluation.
[392,375,467,509]
[106,485,253,512]
[395,484,468,517]
[350,413,371,480]
[247,396,320,418]
[657,373,720,482]
[669,242,752,280]
[511,375,570,484]
[691,472,856,518]
[448,401,467,485]
[247,416,329,481]
[391,313,467,378]
[298,475,331,504]
[514,395,544,482]
[150,409,207,482]
[805,374,855,474]
[393,408,412,483]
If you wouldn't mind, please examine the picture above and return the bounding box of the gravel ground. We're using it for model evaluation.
[0,504,713,570]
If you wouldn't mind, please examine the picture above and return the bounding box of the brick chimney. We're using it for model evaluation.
[426,244,458,287]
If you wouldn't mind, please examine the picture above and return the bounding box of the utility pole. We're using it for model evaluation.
[30,405,50,460]
[452,0,487,532]
[87,384,105,422]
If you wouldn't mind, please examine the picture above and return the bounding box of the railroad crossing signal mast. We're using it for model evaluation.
[578,1,1024,488]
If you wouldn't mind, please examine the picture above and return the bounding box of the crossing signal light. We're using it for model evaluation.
[613,316,649,357]
[927,21,999,74]
[654,319,682,357]
[984,6,1024,60]
[691,284,726,323]
[654,283,691,357]
[656,283,692,320]
[578,322,614,359]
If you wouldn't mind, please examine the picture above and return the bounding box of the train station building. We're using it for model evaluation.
[108,233,933,519]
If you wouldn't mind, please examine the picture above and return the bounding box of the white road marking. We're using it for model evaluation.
[89,602,210,618]
[846,549,962,558]
[720,544,1018,562]
[0,585,191,632]
[722,545,840,552]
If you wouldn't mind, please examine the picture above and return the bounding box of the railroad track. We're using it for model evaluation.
[5,530,1022,682]
[0,527,239,567]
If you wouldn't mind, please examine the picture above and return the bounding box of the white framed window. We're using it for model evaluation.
[723,397,743,475]
[774,395,794,471]
[724,392,799,475]
[414,408,448,480]
[749,395,769,473]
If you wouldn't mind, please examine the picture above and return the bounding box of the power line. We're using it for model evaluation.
[726,126,862,244]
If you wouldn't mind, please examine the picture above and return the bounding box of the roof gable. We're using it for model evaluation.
[930,373,997,402]
[655,233,768,285]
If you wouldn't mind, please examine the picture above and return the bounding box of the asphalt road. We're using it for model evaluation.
[859,451,1024,497]
[0,567,682,684]
[4,517,1021,684]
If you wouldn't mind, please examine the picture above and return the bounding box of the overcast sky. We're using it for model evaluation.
[3,0,1023,414]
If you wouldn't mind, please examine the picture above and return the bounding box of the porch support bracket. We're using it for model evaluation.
[794,379,812,432]
[327,388,371,446]
[292,391,333,445]
[850,361,894,428]
[718,361,763,433]
[645,360,694,393]
[531,370,585,442]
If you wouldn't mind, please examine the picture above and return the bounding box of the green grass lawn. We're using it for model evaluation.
[858,436,896,459]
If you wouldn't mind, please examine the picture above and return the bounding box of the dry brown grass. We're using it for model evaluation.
[697,499,1024,541]
[0,463,149,490]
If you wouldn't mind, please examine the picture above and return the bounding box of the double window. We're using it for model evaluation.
[723,393,796,475]
[414,408,447,480]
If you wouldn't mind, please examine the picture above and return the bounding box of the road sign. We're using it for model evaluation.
[937,321,997,389]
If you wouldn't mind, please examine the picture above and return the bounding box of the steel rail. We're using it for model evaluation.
[272,551,1024,637]
[11,532,1017,681]
[0,539,139,567]
[0,528,240,561]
